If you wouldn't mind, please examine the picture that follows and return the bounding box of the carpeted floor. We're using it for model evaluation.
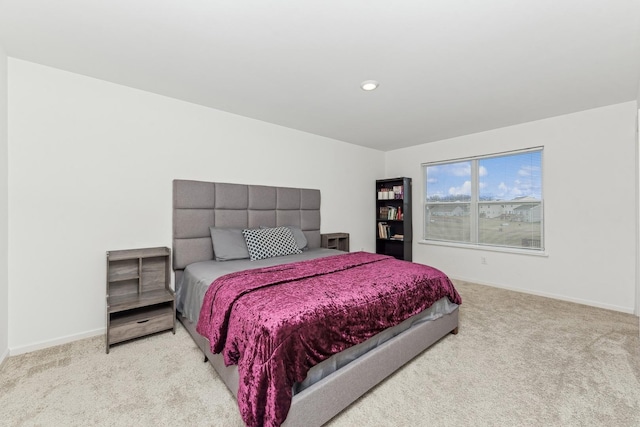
[1,281,639,426]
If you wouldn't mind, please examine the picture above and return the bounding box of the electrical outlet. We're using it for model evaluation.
[480,256,487,265]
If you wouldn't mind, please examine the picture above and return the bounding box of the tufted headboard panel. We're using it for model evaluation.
[172,180,321,277]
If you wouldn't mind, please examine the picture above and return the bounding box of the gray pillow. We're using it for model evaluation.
[287,226,308,251]
[209,227,250,261]
[260,225,308,250]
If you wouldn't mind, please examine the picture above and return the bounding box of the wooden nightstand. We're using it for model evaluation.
[105,247,175,353]
[321,233,349,252]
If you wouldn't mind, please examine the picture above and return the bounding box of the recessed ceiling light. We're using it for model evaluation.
[360,80,379,91]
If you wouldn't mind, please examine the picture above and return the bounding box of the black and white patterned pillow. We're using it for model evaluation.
[242,226,302,260]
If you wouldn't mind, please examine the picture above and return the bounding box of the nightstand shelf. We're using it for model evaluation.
[106,246,175,353]
[108,288,174,313]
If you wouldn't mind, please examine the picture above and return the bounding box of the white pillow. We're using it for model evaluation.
[260,225,308,250]
[242,227,302,261]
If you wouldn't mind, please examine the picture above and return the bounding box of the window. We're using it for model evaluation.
[423,148,543,251]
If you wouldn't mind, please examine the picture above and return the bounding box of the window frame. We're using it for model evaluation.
[421,147,545,253]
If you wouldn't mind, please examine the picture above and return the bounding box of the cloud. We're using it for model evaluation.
[450,163,471,177]
[518,165,540,177]
[494,179,540,200]
[426,166,440,184]
[479,166,488,177]
[510,186,524,197]
[449,180,471,196]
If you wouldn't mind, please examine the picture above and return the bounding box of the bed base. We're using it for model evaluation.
[172,180,460,425]
[178,307,458,427]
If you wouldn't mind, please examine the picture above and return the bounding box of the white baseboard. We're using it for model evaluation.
[0,347,8,368]
[9,327,105,356]
[451,275,636,314]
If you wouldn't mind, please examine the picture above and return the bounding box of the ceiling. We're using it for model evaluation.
[1,0,639,151]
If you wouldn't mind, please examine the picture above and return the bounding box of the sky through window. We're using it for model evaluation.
[426,151,541,201]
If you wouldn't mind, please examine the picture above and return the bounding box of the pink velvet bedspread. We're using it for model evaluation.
[196,251,461,427]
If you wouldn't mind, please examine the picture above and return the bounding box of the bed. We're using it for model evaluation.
[172,179,461,427]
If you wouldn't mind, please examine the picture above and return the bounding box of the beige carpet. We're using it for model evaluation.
[1,281,639,426]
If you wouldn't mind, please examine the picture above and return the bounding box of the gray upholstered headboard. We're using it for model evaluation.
[172,180,321,280]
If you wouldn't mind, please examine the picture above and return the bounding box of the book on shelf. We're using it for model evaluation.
[388,206,397,220]
[390,234,404,241]
[379,206,389,220]
[377,222,391,239]
[392,185,404,199]
[379,205,403,220]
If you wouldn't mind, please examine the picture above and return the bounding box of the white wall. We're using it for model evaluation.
[7,58,385,353]
[637,99,640,318]
[386,102,638,313]
[636,76,640,318]
[0,45,8,364]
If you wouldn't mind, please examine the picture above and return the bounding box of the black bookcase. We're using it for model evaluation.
[376,177,412,261]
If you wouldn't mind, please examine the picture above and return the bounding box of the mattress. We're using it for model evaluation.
[176,248,459,394]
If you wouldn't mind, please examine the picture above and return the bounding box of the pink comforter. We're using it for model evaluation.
[196,251,461,427]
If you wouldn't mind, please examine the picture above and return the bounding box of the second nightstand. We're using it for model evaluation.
[321,233,349,252]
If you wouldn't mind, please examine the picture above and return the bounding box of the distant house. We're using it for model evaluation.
[479,204,503,218]
[430,197,541,221]
[514,204,542,223]
[428,205,465,217]
[479,196,541,221]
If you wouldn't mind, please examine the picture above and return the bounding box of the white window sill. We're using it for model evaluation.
[418,239,549,257]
